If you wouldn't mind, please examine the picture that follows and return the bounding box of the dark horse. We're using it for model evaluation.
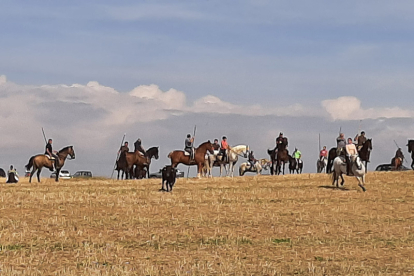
[407,140,414,170]
[358,139,372,172]
[134,146,159,179]
[25,146,75,183]
[288,155,303,174]
[326,147,337,173]
[267,138,289,175]
[168,141,214,178]
[117,151,149,180]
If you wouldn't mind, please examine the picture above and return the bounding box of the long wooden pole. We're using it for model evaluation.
[111,133,126,178]
[42,127,48,144]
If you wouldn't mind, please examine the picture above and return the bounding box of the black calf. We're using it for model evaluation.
[161,165,177,192]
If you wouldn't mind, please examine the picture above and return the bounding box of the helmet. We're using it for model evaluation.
[187,134,191,138]
[279,132,283,136]
[361,131,365,135]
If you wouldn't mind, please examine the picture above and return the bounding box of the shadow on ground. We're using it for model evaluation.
[318,185,349,191]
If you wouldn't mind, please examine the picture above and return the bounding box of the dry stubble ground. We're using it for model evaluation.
[0,171,414,275]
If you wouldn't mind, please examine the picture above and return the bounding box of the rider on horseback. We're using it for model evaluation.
[184,134,195,160]
[220,136,229,162]
[45,139,59,171]
[248,150,256,169]
[336,133,346,155]
[119,141,129,153]
[293,147,302,165]
[354,131,366,151]
[134,138,146,156]
[345,137,358,175]
[212,139,220,151]
[395,148,404,163]
[320,146,328,161]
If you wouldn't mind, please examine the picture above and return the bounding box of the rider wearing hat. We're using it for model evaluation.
[220,136,229,162]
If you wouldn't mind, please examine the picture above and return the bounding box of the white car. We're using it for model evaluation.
[50,170,71,179]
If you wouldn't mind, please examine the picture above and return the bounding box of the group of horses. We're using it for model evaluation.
[115,147,159,180]
[22,138,414,185]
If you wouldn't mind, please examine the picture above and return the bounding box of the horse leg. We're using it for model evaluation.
[340,174,344,186]
[411,158,414,170]
[37,168,42,183]
[29,166,36,183]
[55,168,60,182]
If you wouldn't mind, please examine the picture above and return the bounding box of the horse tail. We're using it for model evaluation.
[25,156,35,170]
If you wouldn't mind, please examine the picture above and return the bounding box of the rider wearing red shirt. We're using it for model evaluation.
[220,136,229,162]
[319,146,328,161]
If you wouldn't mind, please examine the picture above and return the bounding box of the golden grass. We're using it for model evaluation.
[1,172,414,275]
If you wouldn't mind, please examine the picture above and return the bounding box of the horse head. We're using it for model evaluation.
[59,146,75,159]
[198,140,214,154]
[366,139,372,151]
[148,146,159,160]
[407,140,414,153]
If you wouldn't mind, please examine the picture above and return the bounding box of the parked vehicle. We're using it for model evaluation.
[72,171,93,178]
[50,170,71,179]
[149,168,184,179]
[375,164,411,171]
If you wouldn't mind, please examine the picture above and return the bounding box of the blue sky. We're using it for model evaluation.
[1,1,414,176]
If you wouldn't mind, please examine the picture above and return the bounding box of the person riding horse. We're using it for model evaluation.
[119,141,129,154]
[336,133,346,156]
[320,146,328,161]
[293,147,301,161]
[345,137,358,175]
[248,150,257,169]
[354,131,366,151]
[212,139,220,152]
[134,139,146,156]
[220,136,229,162]
[184,134,195,160]
[395,148,404,163]
[45,139,59,171]
[6,165,19,183]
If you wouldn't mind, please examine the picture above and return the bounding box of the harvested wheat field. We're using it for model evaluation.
[1,172,414,275]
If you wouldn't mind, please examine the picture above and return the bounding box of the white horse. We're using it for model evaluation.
[204,150,228,177]
[239,158,270,176]
[332,155,366,192]
[205,145,249,177]
[317,157,328,173]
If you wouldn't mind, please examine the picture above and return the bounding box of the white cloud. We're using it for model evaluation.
[0,75,6,85]
[322,96,414,121]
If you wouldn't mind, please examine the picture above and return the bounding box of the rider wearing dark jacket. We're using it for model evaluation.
[45,139,59,171]
[134,139,146,155]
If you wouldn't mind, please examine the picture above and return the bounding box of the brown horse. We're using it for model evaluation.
[168,141,214,178]
[117,151,149,179]
[391,157,403,171]
[25,146,75,183]
[407,140,414,170]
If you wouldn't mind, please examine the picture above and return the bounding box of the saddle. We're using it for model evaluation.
[45,155,55,160]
